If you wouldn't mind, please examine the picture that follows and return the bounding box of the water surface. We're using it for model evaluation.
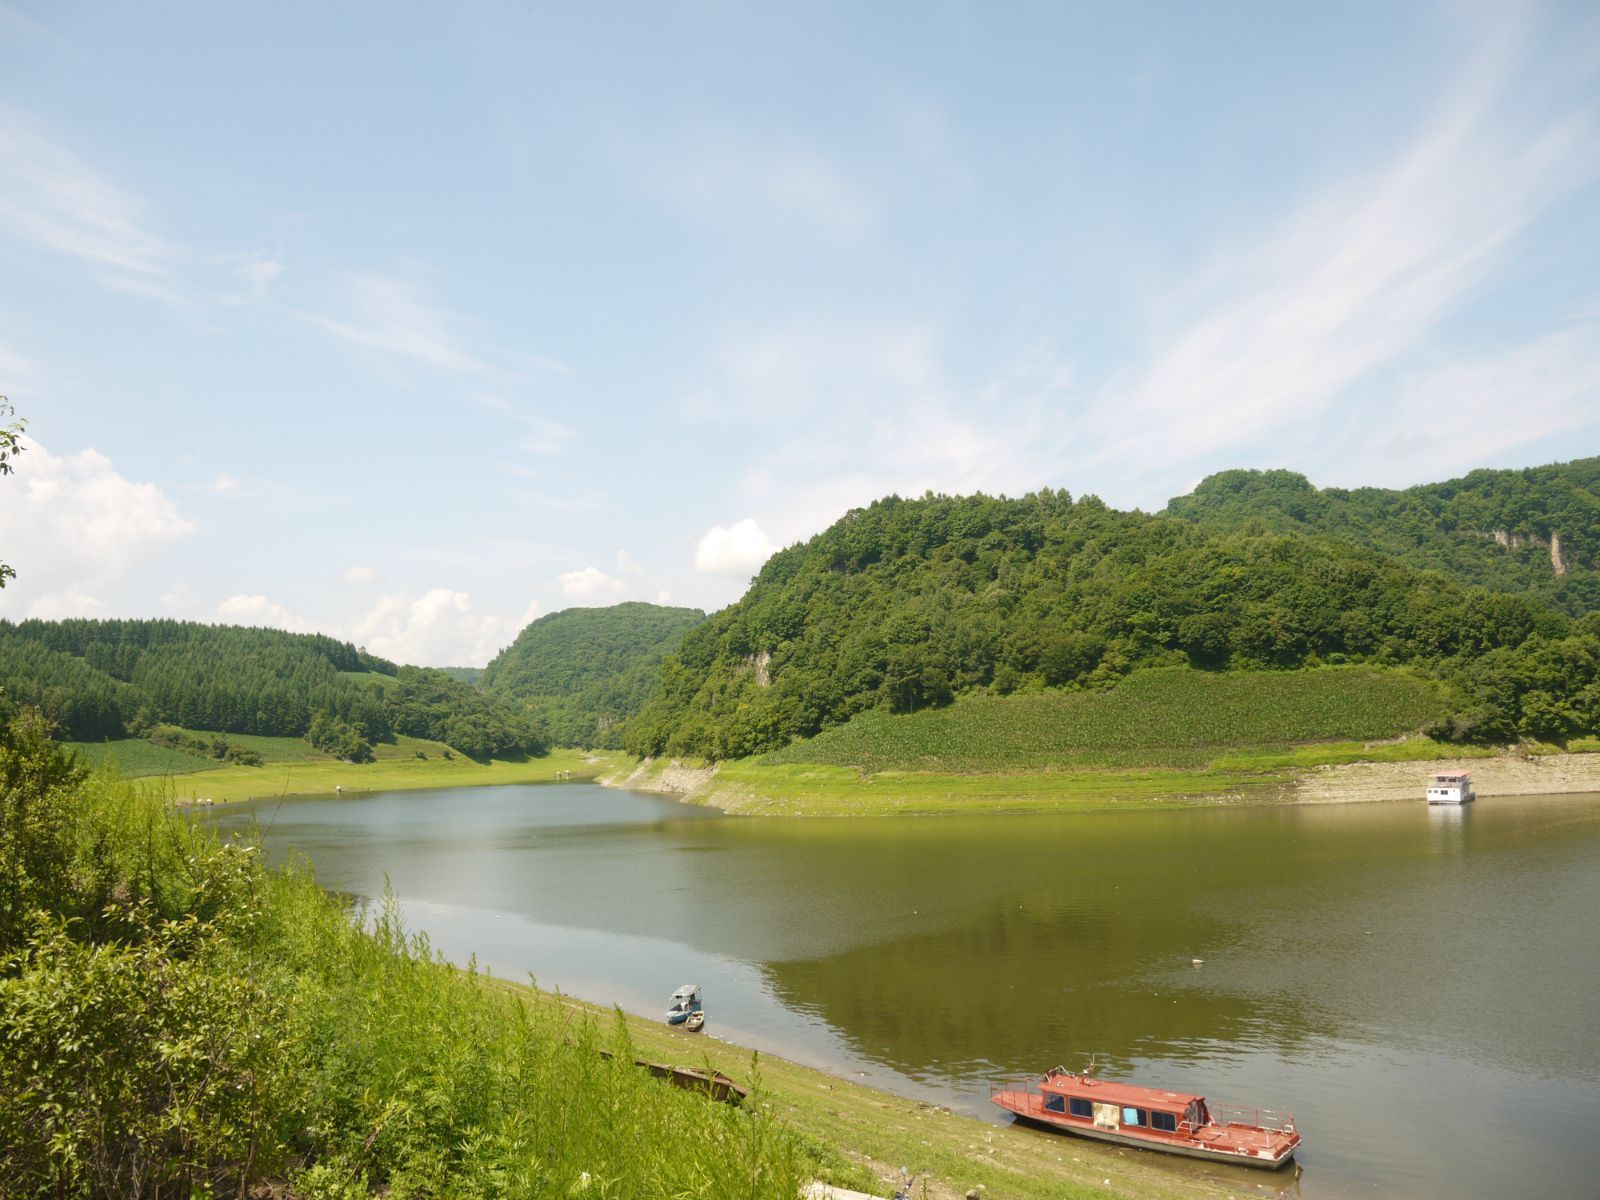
[209,786,1600,1200]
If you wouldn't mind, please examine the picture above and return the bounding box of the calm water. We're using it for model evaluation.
[208,786,1600,1199]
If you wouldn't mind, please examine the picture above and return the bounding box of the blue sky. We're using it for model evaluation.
[2,1,1598,665]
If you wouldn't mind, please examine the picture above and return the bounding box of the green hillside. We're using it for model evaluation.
[0,620,546,761]
[628,488,1600,761]
[765,665,1444,771]
[1166,459,1600,612]
[483,602,704,748]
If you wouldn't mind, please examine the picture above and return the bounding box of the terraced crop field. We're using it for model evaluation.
[765,666,1445,772]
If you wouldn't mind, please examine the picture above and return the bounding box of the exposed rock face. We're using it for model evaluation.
[1483,528,1569,575]
[750,649,773,687]
[1490,529,1537,551]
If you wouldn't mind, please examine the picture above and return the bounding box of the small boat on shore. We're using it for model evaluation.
[595,1049,747,1105]
[684,1009,706,1032]
[1426,770,1475,805]
[665,983,702,1025]
[991,1063,1300,1170]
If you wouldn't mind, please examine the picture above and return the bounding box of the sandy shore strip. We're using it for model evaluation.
[1294,752,1600,804]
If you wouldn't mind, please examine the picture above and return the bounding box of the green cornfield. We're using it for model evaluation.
[766,666,1445,772]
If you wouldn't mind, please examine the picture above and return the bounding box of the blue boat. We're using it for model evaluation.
[665,983,702,1025]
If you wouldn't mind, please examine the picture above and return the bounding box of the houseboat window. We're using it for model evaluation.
[1121,1107,1147,1127]
[1068,1097,1093,1119]
[1151,1111,1178,1133]
[1044,1094,1066,1114]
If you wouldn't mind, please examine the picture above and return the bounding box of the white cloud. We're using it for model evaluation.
[694,519,778,575]
[615,548,644,575]
[217,593,311,633]
[354,589,536,667]
[656,590,672,605]
[559,565,623,602]
[343,564,379,585]
[0,437,195,617]
[212,472,238,494]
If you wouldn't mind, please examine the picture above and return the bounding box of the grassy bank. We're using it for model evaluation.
[613,737,1485,817]
[478,977,1264,1200]
[65,728,622,803]
[0,714,831,1198]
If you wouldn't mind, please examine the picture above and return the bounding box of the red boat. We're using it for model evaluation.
[991,1063,1300,1170]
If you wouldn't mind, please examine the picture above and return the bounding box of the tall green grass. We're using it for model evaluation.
[766,665,1445,772]
[1,712,815,1198]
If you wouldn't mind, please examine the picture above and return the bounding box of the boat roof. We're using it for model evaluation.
[1432,771,1471,781]
[671,984,701,996]
[1040,1073,1202,1110]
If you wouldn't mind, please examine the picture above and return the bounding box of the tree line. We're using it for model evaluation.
[0,620,545,760]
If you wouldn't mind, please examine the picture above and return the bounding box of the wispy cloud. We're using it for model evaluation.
[692,320,1068,545]
[478,393,574,454]
[308,275,491,373]
[1358,321,1600,481]
[0,111,172,281]
[1086,18,1600,489]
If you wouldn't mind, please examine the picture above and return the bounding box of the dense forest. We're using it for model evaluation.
[1167,458,1600,612]
[0,620,545,759]
[483,602,704,748]
[628,477,1600,760]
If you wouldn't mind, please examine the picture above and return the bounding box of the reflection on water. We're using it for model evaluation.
[208,786,1600,1200]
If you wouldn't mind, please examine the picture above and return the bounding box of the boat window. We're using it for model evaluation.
[1122,1107,1146,1127]
[1151,1111,1178,1133]
[1044,1093,1066,1114]
[1068,1097,1093,1119]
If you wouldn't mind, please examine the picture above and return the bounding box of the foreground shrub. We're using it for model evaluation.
[0,707,807,1198]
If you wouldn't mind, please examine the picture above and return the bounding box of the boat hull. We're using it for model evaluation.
[992,1091,1297,1171]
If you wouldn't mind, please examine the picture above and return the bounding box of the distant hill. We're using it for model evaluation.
[0,619,546,759]
[628,484,1600,760]
[482,602,705,748]
[1165,459,1600,613]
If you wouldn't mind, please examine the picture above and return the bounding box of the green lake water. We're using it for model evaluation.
[207,785,1600,1200]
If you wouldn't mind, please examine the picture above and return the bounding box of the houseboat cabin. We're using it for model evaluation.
[991,1066,1299,1170]
[1426,771,1476,805]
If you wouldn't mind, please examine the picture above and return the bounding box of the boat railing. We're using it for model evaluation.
[1212,1104,1296,1133]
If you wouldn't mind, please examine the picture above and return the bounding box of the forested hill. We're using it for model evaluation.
[627,487,1600,760]
[0,619,546,760]
[482,602,705,748]
[1166,458,1600,613]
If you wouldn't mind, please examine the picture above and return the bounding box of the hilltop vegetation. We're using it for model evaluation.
[0,621,545,761]
[484,602,704,748]
[630,481,1600,761]
[1167,459,1600,612]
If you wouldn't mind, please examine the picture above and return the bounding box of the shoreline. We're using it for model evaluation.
[601,749,1600,815]
[475,974,1269,1200]
[113,737,1600,815]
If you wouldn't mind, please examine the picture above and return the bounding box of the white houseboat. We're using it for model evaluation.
[1426,771,1475,805]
